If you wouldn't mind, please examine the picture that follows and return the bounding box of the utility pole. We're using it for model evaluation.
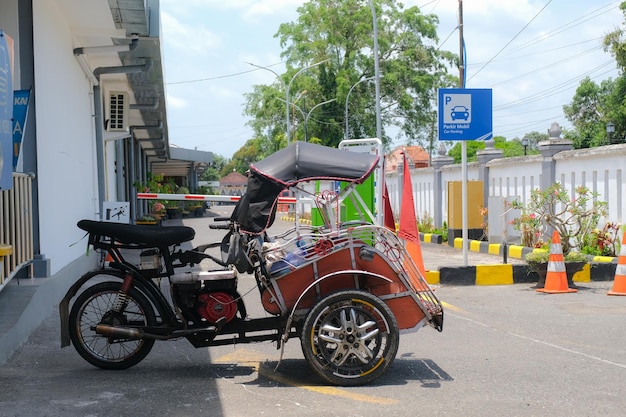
[458,0,464,88]
[459,0,468,266]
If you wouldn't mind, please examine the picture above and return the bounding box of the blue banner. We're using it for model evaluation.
[12,89,30,169]
[0,31,14,190]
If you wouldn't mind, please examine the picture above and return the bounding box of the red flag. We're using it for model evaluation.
[398,153,426,276]
[383,184,395,231]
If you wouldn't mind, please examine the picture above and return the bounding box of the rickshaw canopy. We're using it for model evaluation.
[233,142,379,234]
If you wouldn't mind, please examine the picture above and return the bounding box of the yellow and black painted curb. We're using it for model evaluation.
[279,215,312,224]
[422,237,617,286]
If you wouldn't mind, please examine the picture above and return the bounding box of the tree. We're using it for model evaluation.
[243,0,457,152]
[516,131,548,152]
[447,140,485,164]
[201,154,228,182]
[220,138,265,177]
[445,135,547,163]
[563,77,615,148]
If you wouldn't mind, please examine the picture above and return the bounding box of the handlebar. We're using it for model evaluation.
[209,223,231,230]
[213,216,231,222]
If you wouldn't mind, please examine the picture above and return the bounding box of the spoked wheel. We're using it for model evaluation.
[69,281,156,370]
[301,290,399,386]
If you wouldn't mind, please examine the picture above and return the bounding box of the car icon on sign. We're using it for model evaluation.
[451,106,469,121]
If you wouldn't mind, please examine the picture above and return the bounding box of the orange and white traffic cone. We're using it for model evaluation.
[608,231,626,296]
[537,231,577,294]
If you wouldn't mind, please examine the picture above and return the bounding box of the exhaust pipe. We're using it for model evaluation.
[94,324,220,340]
[95,324,149,340]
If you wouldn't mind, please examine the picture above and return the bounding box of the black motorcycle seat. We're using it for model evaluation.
[77,219,195,246]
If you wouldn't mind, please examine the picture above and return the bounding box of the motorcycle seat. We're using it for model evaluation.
[77,219,195,246]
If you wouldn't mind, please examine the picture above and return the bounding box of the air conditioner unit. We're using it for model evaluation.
[106,91,129,132]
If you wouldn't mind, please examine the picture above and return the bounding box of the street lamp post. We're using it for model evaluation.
[285,61,330,144]
[606,121,615,144]
[278,97,337,141]
[247,59,330,145]
[345,76,376,139]
[521,137,529,155]
[304,98,336,141]
[368,0,382,140]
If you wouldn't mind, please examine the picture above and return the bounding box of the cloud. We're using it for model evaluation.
[160,12,223,56]
[241,0,303,20]
[165,93,188,110]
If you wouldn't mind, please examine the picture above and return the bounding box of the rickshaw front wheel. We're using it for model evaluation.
[301,290,399,386]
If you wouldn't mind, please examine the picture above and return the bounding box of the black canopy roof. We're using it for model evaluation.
[249,141,379,186]
[233,142,379,234]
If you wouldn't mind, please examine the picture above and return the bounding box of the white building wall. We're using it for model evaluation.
[555,146,625,224]
[33,1,99,274]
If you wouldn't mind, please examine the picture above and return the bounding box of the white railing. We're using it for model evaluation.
[0,173,34,291]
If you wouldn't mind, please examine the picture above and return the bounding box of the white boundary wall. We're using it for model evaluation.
[384,144,626,244]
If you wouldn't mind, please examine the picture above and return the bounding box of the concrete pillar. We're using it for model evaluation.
[537,122,573,190]
[431,144,454,228]
[476,138,503,208]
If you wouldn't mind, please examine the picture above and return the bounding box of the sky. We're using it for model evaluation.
[159,0,624,159]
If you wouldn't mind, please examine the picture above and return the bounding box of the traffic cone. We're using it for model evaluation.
[537,231,577,294]
[608,231,626,296]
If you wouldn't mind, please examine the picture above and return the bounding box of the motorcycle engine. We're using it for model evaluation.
[196,292,238,324]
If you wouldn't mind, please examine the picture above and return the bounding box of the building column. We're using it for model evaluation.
[431,144,454,228]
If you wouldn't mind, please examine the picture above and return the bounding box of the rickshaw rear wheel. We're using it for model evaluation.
[301,290,399,386]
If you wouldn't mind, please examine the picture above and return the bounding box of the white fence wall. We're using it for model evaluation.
[384,143,626,244]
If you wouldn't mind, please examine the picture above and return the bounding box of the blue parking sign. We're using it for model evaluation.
[438,88,492,141]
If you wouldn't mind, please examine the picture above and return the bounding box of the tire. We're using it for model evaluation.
[301,290,399,386]
[69,281,156,370]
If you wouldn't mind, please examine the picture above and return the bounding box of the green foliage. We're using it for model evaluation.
[525,249,588,267]
[201,154,229,182]
[243,0,458,152]
[563,77,616,148]
[133,172,175,194]
[560,3,626,148]
[581,222,621,257]
[220,138,267,177]
[517,131,548,152]
[510,183,608,255]
[447,140,485,163]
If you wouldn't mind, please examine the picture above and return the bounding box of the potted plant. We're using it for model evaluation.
[136,215,159,225]
[511,182,607,255]
[513,182,608,289]
[165,202,182,219]
[581,222,621,257]
[525,247,589,289]
[187,203,205,217]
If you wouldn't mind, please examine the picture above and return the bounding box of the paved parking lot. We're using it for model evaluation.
[1,211,625,416]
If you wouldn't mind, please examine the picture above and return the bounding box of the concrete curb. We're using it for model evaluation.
[423,237,618,286]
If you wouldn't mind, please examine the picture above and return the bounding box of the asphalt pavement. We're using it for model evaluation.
[2,208,626,416]
[0,205,520,366]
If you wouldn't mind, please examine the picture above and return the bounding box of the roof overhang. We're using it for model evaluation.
[64,0,213,177]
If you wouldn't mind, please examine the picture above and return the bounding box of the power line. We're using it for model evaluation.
[467,37,603,66]
[166,61,285,85]
[493,61,615,110]
[468,0,553,83]
[490,46,603,87]
[500,0,621,56]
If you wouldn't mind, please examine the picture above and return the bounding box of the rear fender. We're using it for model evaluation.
[279,270,392,343]
[290,270,393,315]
